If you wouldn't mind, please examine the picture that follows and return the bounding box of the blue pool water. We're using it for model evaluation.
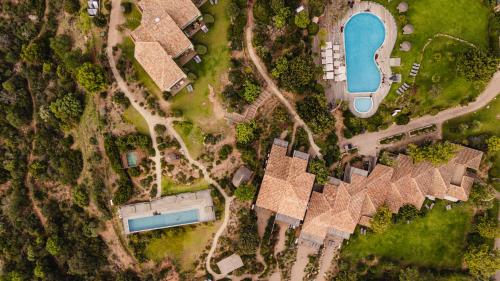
[354,97,373,113]
[126,151,138,167]
[344,13,385,93]
[128,209,199,233]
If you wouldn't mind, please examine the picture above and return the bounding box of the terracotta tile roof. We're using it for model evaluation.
[138,0,201,29]
[297,145,482,244]
[256,143,315,221]
[132,1,193,58]
[134,42,186,91]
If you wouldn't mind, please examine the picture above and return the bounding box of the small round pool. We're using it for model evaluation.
[354,97,373,113]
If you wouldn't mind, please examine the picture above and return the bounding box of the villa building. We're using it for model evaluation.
[299,146,483,245]
[255,139,483,246]
[131,0,205,93]
[255,139,316,227]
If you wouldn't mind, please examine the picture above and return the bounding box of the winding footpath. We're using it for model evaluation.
[245,5,323,158]
[107,1,233,279]
[340,70,500,156]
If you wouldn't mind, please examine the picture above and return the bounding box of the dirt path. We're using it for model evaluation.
[107,2,233,279]
[340,71,500,156]
[245,4,323,158]
[291,244,319,281]
[100,220,138,269]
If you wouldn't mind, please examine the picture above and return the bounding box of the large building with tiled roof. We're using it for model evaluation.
[130,0,205,93]
[299,145,483,245]
[255,139,316,227]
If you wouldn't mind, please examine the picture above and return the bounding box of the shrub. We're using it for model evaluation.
[218,144,233,160]
[64,0,81,14]
[187,72,197,81]
[294,11,310,29]
[203,13,215,24]
[394,114,410,125]
[128,167,141,177]
[195,44,208,55]
[243,80,261,103]
[236,121,258,144]
[309,159,329,184]
[121,2,132,14]
[407,142,458,166]
[457,48,497,82]
[76,62,108,92]
[234,184,256,201]
[371,205,392,233]
[154,124,166,135]
[93,13,108,27]
[307,22,319,35]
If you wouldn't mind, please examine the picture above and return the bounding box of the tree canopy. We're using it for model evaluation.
[309,159,329,185]
[457,48,498,82]
[76,62,108,92]
[294,11,310,29]
[371,205,393,233]
[464,244,500,280]
[234,184,257,201]
[296,94,333,133]
[49,93,83,124]
[243,80,261,103]
[236,121,258,144]
[486,136,500,153]
[407,142,458,166]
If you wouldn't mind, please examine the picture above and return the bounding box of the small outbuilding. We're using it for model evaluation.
[232,166,253,187]
[403,24,414,35]
[397,2,408,13]
[400,41,412,51]
[216,254,244,276]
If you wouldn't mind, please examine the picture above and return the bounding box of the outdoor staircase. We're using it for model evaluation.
[225,90,273,124]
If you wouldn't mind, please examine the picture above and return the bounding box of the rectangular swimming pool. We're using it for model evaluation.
[126,151,138,167]
[128,209,200,233]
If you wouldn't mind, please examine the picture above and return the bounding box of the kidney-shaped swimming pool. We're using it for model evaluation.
[344,13,385,93]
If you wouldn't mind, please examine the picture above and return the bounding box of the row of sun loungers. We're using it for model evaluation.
[409,63,420,77]
[321,41,345,81]
[396,82,410,95]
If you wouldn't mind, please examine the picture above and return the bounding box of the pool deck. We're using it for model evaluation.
[118,189,216,234]
[327,1,397,118]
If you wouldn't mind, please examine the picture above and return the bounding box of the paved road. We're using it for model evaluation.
[107,2,233,279]
[340,71,500,156]
[245,5,323,158]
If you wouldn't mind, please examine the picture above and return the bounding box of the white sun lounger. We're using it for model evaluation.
[333,45,340,51]
[322,57,334,64]
[337,66,346,74]
[333,53,341,59]
[323,71,334,80]
[333,61,341,67]
[324,64,334,72]
[321,51,333,58]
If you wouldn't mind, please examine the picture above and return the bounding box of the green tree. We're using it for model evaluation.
[486,136,500,153]
[243,80,261,103]
[280,55,318,92]
[399,267,421,281]
[218,144,233,160]
[469,183,495,210]
[394,114,410,125]
[294,11,310,29]
[371,205,393,233]
[34,262,46,279]
[64,0,81,14]
[457,48,497,82]
[464,244,500,280]
[49,93,83,123]
[21,43,42,64]
[273,7,291,28]
[397,204,419,222]
[309,159,329,184]
[234,184,256,201]
[407,142,458,166]
[253,0,271,24]
[475,216,498,239]
[76,62,108,92]
[46,236,62,256]
[271,57,289,79]
[73,185,90,207]
[309,0,326,16]
[237,210,260,255]
[236,121,258,144]
[333,271,358,281]
[296,94,333,133]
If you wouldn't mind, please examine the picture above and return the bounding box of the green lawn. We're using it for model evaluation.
[443,97,500,189]
[161,177,209,196]
[341,201,474,269]
[170,0,231,155]
[124,2,142,30]
[123,106,150,135]
[173,121,205,158]
[376,0,491,115]
[145,223,217,270]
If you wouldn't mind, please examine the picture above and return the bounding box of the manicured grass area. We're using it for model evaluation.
[145,223,217,270]
[124,3,142,30]
[443,97,500,188]
[173,121,205,158]
[170,0,231,154]
[341,201,474,269]
[123,106,150,135]
[375,0,491,115]
[161,177,209,196]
